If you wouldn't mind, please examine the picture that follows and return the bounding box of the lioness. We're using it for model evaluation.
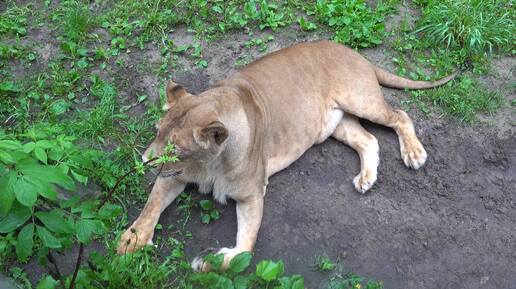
[117,41,455,270]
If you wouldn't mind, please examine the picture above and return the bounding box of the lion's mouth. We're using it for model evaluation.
[160,169,183,178]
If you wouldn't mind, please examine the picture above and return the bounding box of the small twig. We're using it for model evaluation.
[97,157,159,209]
[68,243,84,289]
[47,252,66,289]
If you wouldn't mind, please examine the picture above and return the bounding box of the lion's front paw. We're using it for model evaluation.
[117,226,154,255]
[353,169,377,194]
[192,247,241,272]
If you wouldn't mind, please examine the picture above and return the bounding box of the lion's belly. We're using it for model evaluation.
[316,108,343,144]
[266,108,343,177]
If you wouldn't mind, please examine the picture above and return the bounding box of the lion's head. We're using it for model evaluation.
[143,81,229,175]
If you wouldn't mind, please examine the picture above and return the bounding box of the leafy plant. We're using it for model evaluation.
[313,255,336,272]
[199,200,220,224]
[305,0,397,48]
[326,272,383,289]
[190,252,305,289]
[0,4,29,37]
[0,132,119,263]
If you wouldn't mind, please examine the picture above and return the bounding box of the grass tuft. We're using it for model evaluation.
[415,0,514,56]
[410,76,504,122]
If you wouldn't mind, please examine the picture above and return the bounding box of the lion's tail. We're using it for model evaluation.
[373,66,458,90]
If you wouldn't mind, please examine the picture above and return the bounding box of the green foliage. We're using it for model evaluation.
[199,199,220,224]
[313,255,336,272]
[325,273,383,289]
[410,76,503,122]
[75,246,183,289]
[59,2,97,42]
[0,4,29,37]
[190,252,305,289]
[415,0,514,55]
[77,74,119,139]
[306,0,396,47]
[36,275,59,289]
[0,132,121,265]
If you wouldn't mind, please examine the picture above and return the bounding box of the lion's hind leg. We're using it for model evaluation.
[334,85,427,170]
[332,114,379,193]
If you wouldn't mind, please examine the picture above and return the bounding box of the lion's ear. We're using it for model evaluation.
[163,80,188,110]
[194,121,228,148]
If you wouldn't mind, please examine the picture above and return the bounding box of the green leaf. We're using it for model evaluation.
[0,140,22,150]
[34,179,58,200]
[35,140,54,149]
[36,275,58,289]
[256,260,284,281]
[18,163,75,191]
[0,149,15,164]
[0,202,31,233]
[210,210,220,220]
[279,275,305,289]
[204,253,224,270]
[199,200,213,210]
[201,214,211,224]
[14,176,39,208]
[60,195,80,208]
[76,219,104,244]
[190,272,234,289]
[22,142,36,153]
[233,275,249,289]
[229,252,252,274]
[36,225,61,249]
[35,210,71,234]
[0,171,16,214]
[98,203,122,219]
[16,223,34,261]
[34,147,48,164]
[71,170,88,184]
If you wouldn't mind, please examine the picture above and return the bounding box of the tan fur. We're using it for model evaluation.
[117,41,455,269]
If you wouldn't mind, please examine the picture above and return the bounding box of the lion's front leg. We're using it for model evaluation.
[192,191,264,271]
[117,177,185,254]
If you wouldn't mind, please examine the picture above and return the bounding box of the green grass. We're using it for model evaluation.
[0,0,511,288]
[415,0,514,55]
[410,76,503,122]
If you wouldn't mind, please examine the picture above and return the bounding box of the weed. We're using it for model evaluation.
[8,267,32,289]
[0,4,30,37]
[191,252,305,289]
[54,1,97,43]
[415,0,514,55]
[410,76,503,122]
[305,0,398,47]
[199,199,220,224]
[325,272,383,289]
[313,255,336,272]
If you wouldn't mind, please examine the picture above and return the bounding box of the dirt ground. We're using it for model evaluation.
[6,5,515,289]
[122,25,516,289]
[129,28,516,288]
